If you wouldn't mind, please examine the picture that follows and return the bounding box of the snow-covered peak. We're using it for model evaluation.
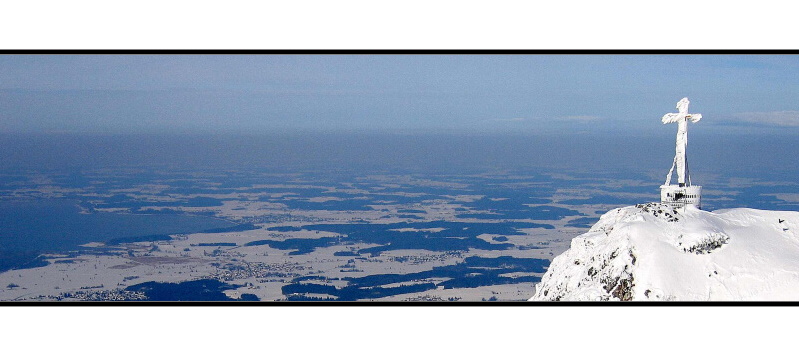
[531,203,799,301]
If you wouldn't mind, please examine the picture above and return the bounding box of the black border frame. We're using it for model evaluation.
[2,50,799,54]
[4,301,798,306]
[1,49,797,306]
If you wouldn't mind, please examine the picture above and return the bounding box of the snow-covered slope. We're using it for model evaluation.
[531,203,799,301]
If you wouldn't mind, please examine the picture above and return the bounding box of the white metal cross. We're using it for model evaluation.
[662,97,701,186]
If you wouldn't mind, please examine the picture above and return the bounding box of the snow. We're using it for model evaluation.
[530,203,799,301]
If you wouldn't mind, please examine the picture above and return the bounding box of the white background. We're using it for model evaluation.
[2,1,797,49]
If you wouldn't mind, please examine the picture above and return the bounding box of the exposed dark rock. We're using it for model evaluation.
[636,203,680,222]
[681,233,730,254]
[611,277,634,301]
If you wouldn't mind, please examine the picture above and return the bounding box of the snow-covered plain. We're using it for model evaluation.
[531,203,799,301]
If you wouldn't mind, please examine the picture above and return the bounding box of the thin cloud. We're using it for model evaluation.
[484,115,600,125]
[730,111,799,127]
[491,117,527,122]
[555,115,600,122]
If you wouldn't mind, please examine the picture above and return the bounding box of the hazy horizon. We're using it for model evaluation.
[1,131,796,180]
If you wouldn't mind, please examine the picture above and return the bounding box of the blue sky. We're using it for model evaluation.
[1,54,798,134]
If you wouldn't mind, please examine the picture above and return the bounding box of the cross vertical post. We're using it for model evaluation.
[660,97,702,209]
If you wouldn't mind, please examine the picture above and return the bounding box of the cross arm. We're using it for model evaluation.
[662,112,683,124]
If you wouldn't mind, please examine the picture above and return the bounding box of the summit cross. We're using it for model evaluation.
[662,97,702,187]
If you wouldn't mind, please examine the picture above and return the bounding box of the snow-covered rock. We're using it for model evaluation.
[530,203,799,301]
